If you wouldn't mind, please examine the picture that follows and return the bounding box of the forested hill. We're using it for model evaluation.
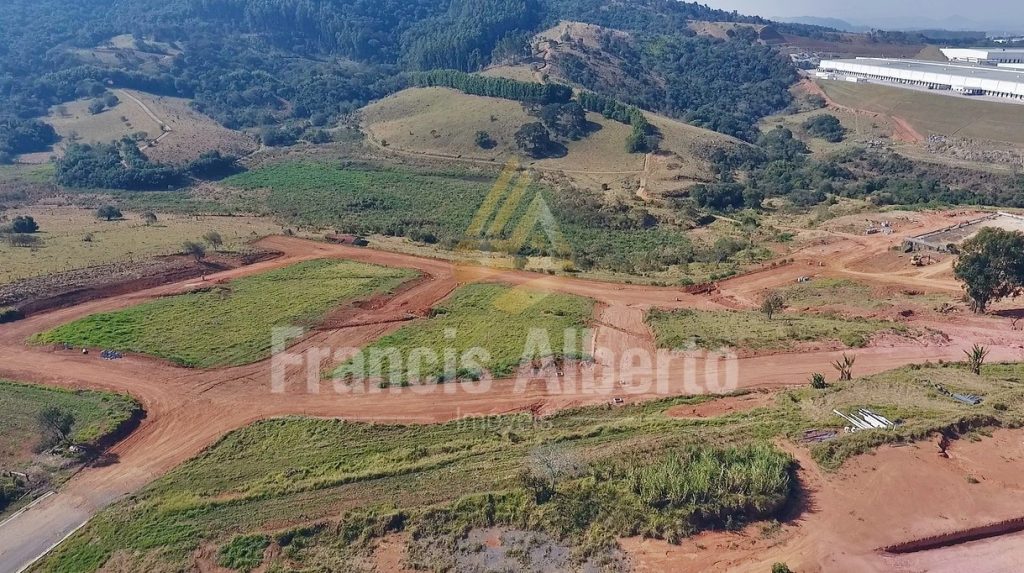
[0,0,810,142]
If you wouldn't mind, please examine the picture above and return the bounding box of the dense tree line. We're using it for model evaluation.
[557,32,796,141]
[56,140,187,190]
[55,142,242,189]
[691,132,1024,213]
[0,0,806,142]
[0,117,59,163]
[407,70,572,104]
[577,91,655,153]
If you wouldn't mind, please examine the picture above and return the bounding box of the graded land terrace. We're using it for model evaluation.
[333,283,594,384]
[35,260,416,367]
[32,361,1024,572]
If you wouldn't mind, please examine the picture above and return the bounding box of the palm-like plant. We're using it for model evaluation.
[964,344,989,375]
[832,353,855,381]
[810,372,828,389]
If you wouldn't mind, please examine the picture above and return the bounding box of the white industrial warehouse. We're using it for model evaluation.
[817,58,1024,100]
[940,47,1024,64]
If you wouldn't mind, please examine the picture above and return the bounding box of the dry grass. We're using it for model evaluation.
[360,87,732,194]
[44,96,163,150]
[129,91,257,165]
[818,79,1024,145]
[361,87,530,162]
[38,90,256,165]
[0,206,280,284]
[759,107,892,155]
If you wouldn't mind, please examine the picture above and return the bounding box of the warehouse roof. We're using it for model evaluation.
[821,58,1024,84]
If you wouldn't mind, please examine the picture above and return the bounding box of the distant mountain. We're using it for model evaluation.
[781,14,1024,36]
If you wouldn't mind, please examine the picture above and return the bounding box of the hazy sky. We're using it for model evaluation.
[705,0,1024,30]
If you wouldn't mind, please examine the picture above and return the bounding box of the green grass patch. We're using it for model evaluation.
[0,380,139,467]
[333,283,593,383]
[223,162,697,275]
[647,308,908,351]
[218,534,269,572]
[35,260,416,367]
[225,162,491,245]
[34,362,1024,572]
[779,278,948,310]
[0,380,139,513]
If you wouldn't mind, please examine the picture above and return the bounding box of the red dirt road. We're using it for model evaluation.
[1,218,1022,572]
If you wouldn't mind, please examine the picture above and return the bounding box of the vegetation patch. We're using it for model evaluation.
[0,380,139,512]
[33,361,1024,571]
[217,534,269,572]
[786,363,1024,470]
[36,260,416,367]
[647,308,908,351]
[334,283,593,383]
[225,162,492,246]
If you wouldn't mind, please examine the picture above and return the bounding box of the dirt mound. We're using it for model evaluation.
[0,250,278,316]
[664,392,775,419]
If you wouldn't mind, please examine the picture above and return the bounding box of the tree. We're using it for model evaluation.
[10,215,39,233]
[964,344,989,375]
[474,130,496,149]
[760,291,785,320]
[6,233,42,248]
[103,92,120,108]
[37,406,75,446]
[772,564,794,573]
[142,212,158,225]
[88,99,106,115]
[96,205,123,221]
[182,240,206,262]
[203,231,223,250]
[514,122,554,158]
[832,353,855,382]
[954,228,1024,313]
[520,444,586,504]
[802,114,846,142]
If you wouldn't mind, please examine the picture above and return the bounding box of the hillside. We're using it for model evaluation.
[361,86,741,195]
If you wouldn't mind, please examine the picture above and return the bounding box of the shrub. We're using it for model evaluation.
[217,534,269,572]
[474,130,496,149]
[802,114,845,142]
[96,205,123,221]
[5,233,42,247]
[9,215,39,233]
[0,307,25,323]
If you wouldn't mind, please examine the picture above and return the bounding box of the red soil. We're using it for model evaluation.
[1,211,1023,571]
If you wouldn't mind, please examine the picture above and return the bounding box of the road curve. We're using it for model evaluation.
[1,226,1022,572]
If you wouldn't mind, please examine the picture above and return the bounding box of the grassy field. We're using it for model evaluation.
[0,380,139,468]
[0,206,280,285]
[36,260,416,367]
[223,161,703,277]
[333,283,594,383]
[41,95,164,153]
[360,86,729,194]
[0,380,139,513]
[35,361,1024,572]
[647,308,909,351]
[34,90,256,165]
[225,162,493,246]
[818,79,1024,145]
[778,278,949,311]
